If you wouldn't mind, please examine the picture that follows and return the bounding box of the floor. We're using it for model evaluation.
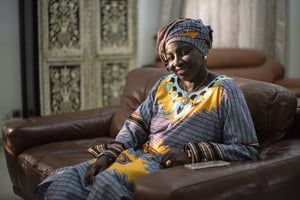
[0,144,23,200]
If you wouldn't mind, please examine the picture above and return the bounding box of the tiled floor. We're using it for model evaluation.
[0,144,23,200]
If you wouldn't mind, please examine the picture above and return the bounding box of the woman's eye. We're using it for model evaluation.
[166,56,174,61]
[164,57,171,66]
[180,49,190,56]
[164,60,169,66]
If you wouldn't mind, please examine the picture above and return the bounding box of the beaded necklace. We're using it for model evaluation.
[180,72,209,106]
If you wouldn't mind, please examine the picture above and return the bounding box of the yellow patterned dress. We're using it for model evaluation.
[35,74,259,200]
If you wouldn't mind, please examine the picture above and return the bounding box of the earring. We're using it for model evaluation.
[204,55,208,61]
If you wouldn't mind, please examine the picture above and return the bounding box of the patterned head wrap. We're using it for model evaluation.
[156,18,213,62]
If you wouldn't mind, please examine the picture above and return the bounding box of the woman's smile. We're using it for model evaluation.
[175,66,188,76]
[165,41,206,83]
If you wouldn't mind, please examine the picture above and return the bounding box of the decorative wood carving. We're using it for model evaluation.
[102,61,129,106]
[49,65,81,113]
[48,0,80,50]
[38,0,137,115]
[100,0,128,49]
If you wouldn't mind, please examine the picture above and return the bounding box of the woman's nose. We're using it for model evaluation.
[174,55,183,66]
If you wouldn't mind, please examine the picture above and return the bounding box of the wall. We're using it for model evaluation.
[0,0,22,137]
[287,0,300,78]
[137,0,162,67]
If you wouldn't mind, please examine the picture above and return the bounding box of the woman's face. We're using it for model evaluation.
[164,41,206,82]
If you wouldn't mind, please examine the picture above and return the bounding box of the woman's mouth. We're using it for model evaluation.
[176,68,187,76]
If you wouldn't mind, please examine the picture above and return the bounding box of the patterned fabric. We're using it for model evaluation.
[36,147,162,200]
[88,141,125,159]
[116,74,259,162]
[35,74,260,200]
[88,143,108,157]
[157,18,213,62]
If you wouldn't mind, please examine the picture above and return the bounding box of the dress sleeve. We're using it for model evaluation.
[184,79,260,162]
[112,78,163,150]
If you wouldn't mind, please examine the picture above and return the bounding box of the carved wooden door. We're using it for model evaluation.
[38,0,137,115]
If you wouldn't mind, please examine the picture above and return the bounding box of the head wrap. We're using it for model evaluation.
[156,18,213,62]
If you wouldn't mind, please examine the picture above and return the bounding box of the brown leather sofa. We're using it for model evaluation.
[2,67,300,200]
[146,48,300,97]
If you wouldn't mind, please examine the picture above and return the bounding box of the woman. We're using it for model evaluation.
[35,18,260,200]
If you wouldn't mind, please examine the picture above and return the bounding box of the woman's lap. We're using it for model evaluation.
[36,149,162,200]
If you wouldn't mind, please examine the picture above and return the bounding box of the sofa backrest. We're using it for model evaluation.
[148,48,285,83]
[207,48,266,68]
[207,48,285,83]
[109,67,297,147]
[109,68,169,137]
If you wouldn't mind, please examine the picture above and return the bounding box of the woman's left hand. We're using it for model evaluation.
[161,148,191,168]
[84,156,110,185]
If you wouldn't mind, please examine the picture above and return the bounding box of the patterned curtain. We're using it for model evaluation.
[182,0,288,66]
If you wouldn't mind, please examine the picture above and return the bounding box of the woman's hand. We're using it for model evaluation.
[161,148,191,168]
[84,156,110,185]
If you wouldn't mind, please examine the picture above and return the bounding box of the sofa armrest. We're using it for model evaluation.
[2,106,119,157]
[134,147,300,200]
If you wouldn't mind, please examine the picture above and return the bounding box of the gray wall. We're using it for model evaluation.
[288,0,300,78]
[137,0,162,67]
[0,0,22,133]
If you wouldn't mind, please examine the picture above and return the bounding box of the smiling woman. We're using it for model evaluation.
[35,18,260,200]
[164,41,209,91]
[157,19,214,92]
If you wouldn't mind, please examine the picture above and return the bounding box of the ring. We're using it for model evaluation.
[165,160,172,167]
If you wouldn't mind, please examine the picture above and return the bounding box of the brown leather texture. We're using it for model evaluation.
[148,48,300,97]
[207,48,267,68]
[235,77,297,146]
[2,106,117,200]
[134,139,300,200]
[2,67,299,200]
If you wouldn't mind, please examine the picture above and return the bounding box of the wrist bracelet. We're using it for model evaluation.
[186,149,195,163]
[96,152,105,159]
[96,152,114,164]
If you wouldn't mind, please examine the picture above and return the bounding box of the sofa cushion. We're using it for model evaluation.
[110,67,297,146]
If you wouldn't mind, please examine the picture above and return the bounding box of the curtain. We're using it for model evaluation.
[182,0,288,66]
[160,0,186,27]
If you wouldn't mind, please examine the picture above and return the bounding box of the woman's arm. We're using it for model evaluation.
[101,78,163,159]
[185,80,260,162]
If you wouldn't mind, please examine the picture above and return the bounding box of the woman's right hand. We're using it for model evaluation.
[84,156,110,185]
